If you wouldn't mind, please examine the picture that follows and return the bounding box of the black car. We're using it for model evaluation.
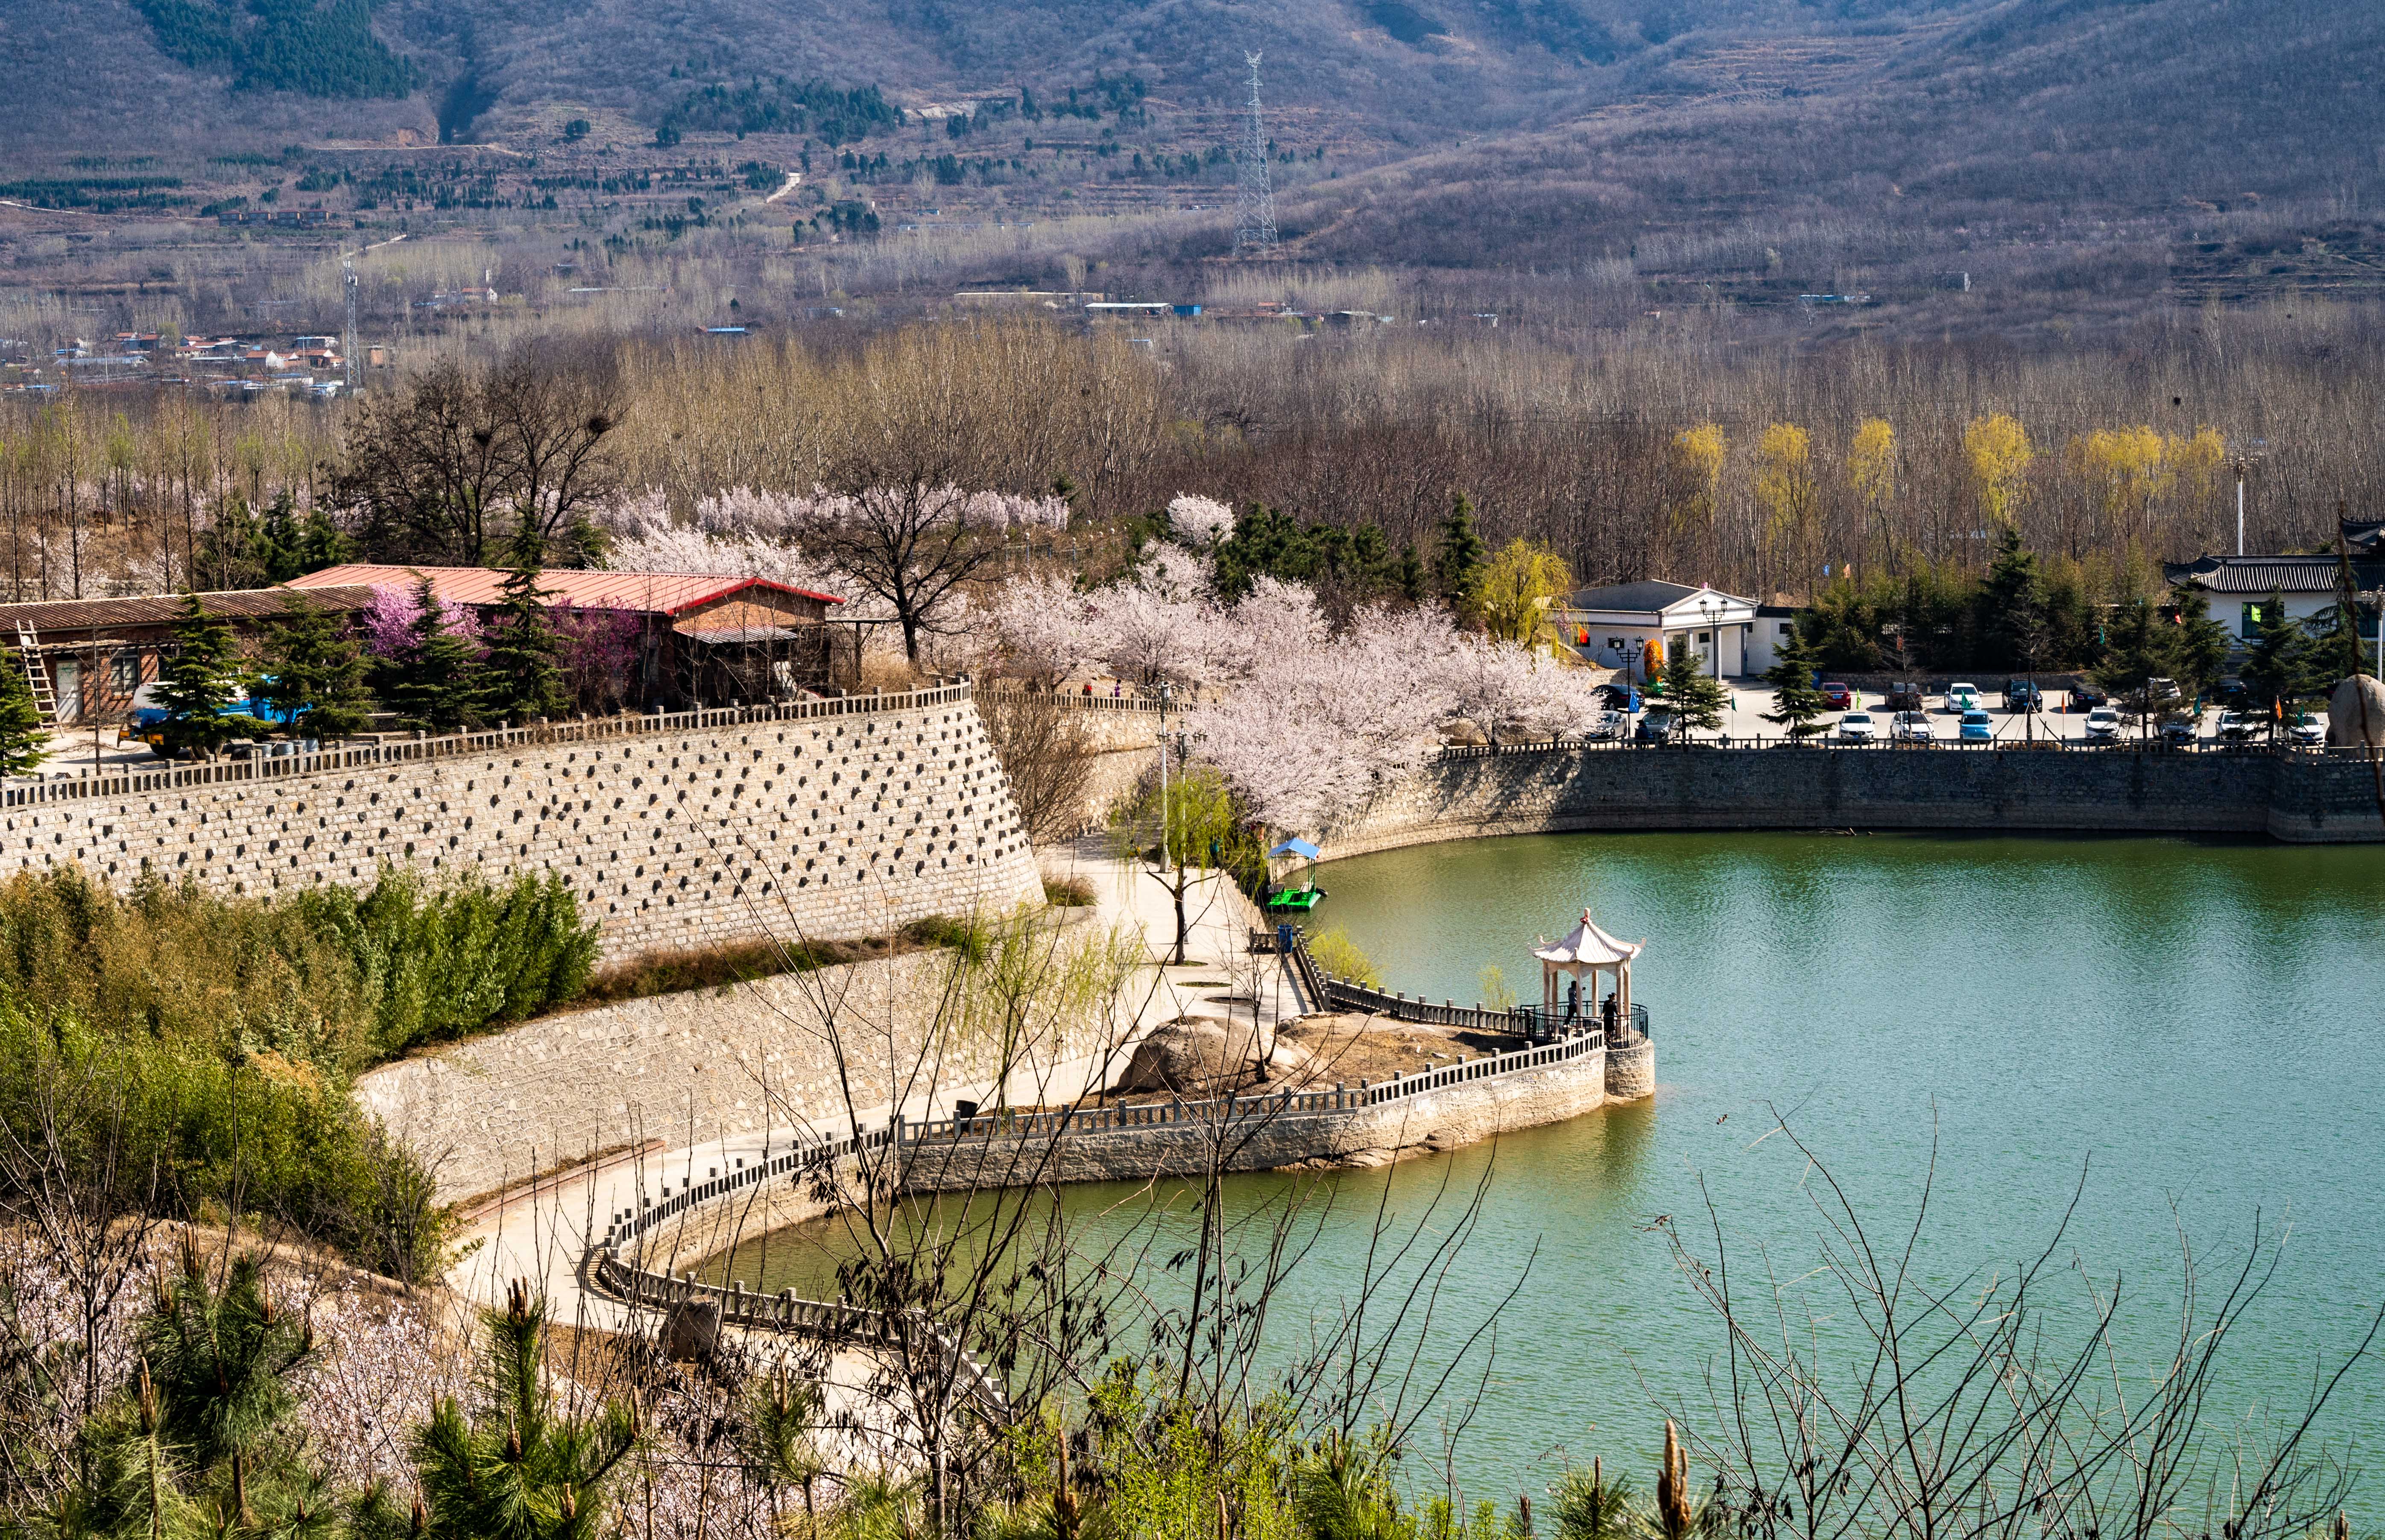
[2212,676,2251,711]
[2069,682,2109,711]
[1885,681,1926,713]
[2003,680,2044,712]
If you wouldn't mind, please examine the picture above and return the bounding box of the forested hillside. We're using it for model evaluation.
[0,0,2377,307]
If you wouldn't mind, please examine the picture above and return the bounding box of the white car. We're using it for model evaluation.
[2288,711,2327,746]
[1946,682,1981,713]
[2084,707,2122,741]
[1836,711,1880,743]
[2216,711,2257,742]
[1890,710,1936,744]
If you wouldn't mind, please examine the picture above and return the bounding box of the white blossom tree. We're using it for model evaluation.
[1166,493,1235,546]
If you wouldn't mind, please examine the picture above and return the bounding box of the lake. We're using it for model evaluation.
[717,832,2385,1512]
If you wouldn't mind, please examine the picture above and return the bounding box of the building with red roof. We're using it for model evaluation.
[288,564,854,710]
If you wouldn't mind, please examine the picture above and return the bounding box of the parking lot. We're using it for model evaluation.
[1623,681,2299,748]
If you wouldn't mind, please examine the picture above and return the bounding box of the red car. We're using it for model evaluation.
[1820,681,1855,709]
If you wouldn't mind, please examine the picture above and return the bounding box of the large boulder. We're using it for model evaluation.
[2328,675,2385,748]
[1440,717,1488,747]
[661,1298,721,1361]
[1114,1019,1262,1095]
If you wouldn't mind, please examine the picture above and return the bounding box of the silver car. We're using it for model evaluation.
[1890,710,1936,744]
[1836,711,1880,743]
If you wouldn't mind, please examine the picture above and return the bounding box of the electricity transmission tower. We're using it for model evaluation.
[1234,51,1277,257]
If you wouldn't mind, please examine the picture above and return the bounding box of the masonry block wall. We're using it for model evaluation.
[1323,747,2385,854]
[0,695,1045,959]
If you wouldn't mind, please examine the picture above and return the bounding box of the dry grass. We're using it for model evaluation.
[580,935,894,1003]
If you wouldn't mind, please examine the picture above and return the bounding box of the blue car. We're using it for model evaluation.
[1958,709,1994,742]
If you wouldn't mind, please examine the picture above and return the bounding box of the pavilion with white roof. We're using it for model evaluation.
[1533,908,1645,1029]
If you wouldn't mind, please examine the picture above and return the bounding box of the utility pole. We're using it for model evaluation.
[1233,52,1277,258]
[343,254,359,392]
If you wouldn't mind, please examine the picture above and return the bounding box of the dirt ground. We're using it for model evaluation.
[1042,1011,1530,1112]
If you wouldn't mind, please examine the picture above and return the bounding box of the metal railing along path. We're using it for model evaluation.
[977,683,1169,715]
[585,943,1618,1414]
[3,682,978,810]
[590,1118,1013,1422]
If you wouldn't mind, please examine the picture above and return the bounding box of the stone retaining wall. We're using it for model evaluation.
[898,1044,1618,1191]
[1321,745,2385,854]
[0,687,1044,959]
[357,947,1135,1204]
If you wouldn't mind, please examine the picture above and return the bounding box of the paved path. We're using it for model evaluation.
[444,848,1297,1324]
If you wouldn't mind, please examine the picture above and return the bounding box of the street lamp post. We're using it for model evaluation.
[1149,681,1159,877]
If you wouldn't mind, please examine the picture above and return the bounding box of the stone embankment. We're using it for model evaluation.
[600,1017,1650,1307]
[357,950,1015,1205]
[0,683,1043,958]
[1320,741,2385,853]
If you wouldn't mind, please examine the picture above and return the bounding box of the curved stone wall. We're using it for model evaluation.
[0,690,1043,959]
[1604,1037,1655,1100]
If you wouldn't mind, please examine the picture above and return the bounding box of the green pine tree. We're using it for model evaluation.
[1394,542,1426,604]
[2089,597,2184,740]
[372,578,486,733]
[72,1243,337,1540]
[2167,586,2233,700]
[254,591,375,739]
[1760,628,1830,738]
[258,493,305,584]
[2238,587,2312,731]
[1431,495,1487,615]
[297,504,356,574]
[154,594,245,757]
[479,554,571,725]
[0,649,48,776]
[2309,545,2375,687]
[1976,528,2048,671]
[413,1282,641,1540]
[1662,637,1729,732]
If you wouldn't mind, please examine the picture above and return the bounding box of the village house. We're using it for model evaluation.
[289,564,856,709]
[2163,519,2384,646]
[1557,580,1764,678]
[0,584,378,725]
[3,565,855,728]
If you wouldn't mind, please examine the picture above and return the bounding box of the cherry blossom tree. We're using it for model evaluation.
[358,582,480,658]
[1167,493,1235,546]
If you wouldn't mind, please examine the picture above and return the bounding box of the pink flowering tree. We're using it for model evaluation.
[553,606,645,716]
[359,582,480,659]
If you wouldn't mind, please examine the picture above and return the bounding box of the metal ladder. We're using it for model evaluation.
[14,624,56,724]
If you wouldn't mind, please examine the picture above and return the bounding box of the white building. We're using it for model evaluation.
[1557,581,1762,678]
[2164,525,2384,644]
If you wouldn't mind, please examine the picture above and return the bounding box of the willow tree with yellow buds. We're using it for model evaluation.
[1475,537,1573,646]
[1847,417,1896,566]
[1754,424,1818,589]
[1964,412,2034,529]
[1668,424,1727,541]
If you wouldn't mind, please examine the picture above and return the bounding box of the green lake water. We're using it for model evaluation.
[720,833,2385,1511]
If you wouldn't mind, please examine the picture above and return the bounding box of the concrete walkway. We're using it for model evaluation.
[443,847,1301,1325]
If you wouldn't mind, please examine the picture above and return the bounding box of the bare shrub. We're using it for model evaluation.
[979,689,1099,845]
